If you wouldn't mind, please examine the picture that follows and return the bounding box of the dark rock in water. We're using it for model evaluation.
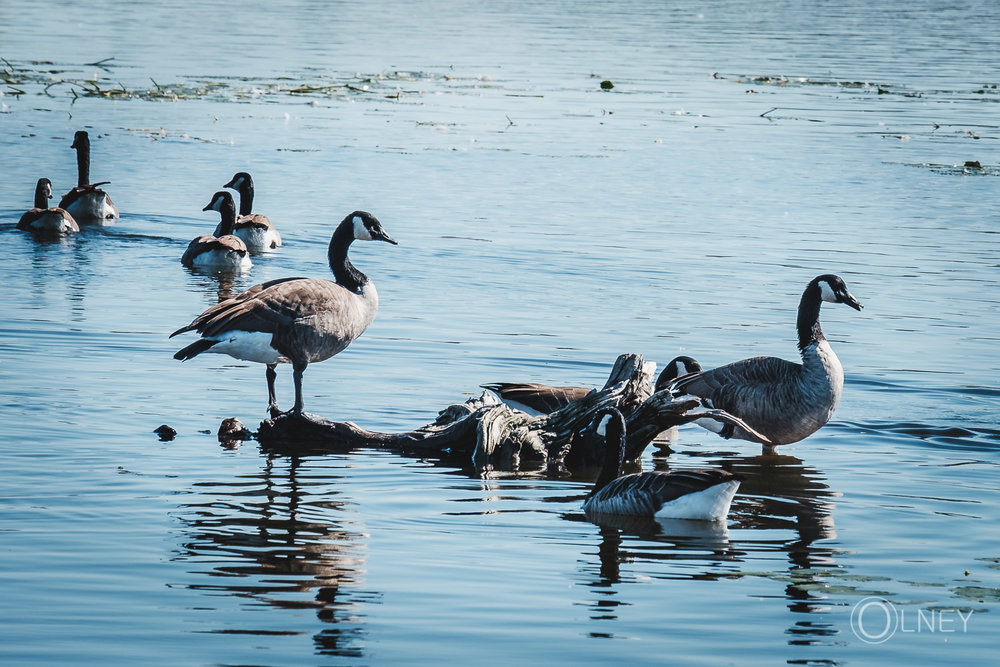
[218,417,252,443]
[964,160,982,169]
[600,80,614,90]
[154,424,177,441]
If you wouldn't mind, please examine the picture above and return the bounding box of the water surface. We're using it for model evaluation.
[1,1,999,664]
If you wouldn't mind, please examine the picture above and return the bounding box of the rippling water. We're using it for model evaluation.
[2,1,999,664]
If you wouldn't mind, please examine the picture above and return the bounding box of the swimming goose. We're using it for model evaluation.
[171,210,397,417]
[58,131,119,224]
[483,356,702,416]
[17,178,80,234]
[665,274,863,450]
[218,171,282,252]
[583,407,742,520]
[180,191,253,271]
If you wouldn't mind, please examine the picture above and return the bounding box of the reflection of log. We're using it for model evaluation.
[256,353,763,472]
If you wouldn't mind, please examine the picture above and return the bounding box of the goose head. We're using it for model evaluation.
[203,190,236,214]
[814,274,863,311]
[224,171,252,191]
[350,211,398,245]
[34,178,54,208]
[71,130,89,152]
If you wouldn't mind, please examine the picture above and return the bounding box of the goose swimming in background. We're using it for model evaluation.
[17,178,79,234]
[583,407,742,520]
[219,171,282,252]
[483,356,702,416]
[180,191,252,271]
[58,131,119,224]
[665,274,863,451]
[171,210,397,417]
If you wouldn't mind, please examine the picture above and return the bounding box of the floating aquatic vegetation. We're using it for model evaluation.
[0,58,499,107]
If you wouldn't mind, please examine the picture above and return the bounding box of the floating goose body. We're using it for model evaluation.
[216,171,281,252]
[18,178,79,234]
[58,131,119,224]
[583,408,741,520]
[181,191,252,271]
[667,274,863,448]
[171,210,397,416]
[484,356,701,416]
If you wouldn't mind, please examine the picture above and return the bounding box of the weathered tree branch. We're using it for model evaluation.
[255,353,762,473]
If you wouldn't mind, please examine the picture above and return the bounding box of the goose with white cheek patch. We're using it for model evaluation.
[483,356,702,416]
[666,274,863,453]
[180,191,252,271]
[583,407,742,520]
[218,171,281,252]
[170,210,397,417]
[58,131,119,224]
[18,178,79,235]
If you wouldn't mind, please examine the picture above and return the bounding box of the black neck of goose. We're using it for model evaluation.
[796,282,825,351]
[75,138,91,187]
[237,182,254,215]
[217,198,238,236]
[329,219,368,293]
[589,418,625,497]
[34,180,49,209]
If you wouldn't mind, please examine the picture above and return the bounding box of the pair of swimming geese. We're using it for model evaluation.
[180,173,283,269]
[170,194,863,521]
[18,131,119,233]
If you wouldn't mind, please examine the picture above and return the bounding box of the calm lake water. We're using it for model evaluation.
[2,1,999,664]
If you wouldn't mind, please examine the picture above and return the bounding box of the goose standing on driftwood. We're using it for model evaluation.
[181,191,252,271]
[666,274,863,452]
[483,356,702,416]
[583,407,742,520]
[58,131,119,224]
[171,210,397,417]
[219,171,281,252]
[17,178,79,234]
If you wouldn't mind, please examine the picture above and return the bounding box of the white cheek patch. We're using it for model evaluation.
[596,414,612,437]
[819,280,838,303]
[353,216,374,240]
[210,195,225,212]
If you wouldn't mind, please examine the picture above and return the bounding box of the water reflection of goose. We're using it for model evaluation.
[174,455,372,658]
[666,274,863,453]
[219,171,282,253]
[58,131,119,224]
[171,210,397,417]
[18,178,79,235]
[583,408,741,521]
[180,191,253,271]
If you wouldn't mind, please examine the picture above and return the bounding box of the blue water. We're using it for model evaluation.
[2,1,999,664]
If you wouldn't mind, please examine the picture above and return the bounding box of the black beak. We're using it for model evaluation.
[841,291,863,311]
[202,203,213,212]
[372,228,398,245]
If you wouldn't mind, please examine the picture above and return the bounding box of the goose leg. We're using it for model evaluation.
[290,360,307,416]
[266,364,280,417]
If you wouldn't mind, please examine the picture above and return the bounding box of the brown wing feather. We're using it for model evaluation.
[482,382,591,413]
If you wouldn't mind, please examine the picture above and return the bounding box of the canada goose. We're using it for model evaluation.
[666,274,863,451]
[218,171,281,252]
[17,178,80,234]
[483,356,702,416]
[58,131,119,224]
[180,191,252,271]
[583,407,742,520]
[171,210,397,417]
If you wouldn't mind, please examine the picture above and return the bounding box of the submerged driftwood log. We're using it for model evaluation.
[256,353,761,472]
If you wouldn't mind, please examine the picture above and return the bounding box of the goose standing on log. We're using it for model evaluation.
[18,178,79,235]
[483,356,702,415]
[583,408,742,520]
[171,210,397,417]
[665,274,863,453]
[219,171,281,252]
[58,131,119,224]
[181,191,252,271]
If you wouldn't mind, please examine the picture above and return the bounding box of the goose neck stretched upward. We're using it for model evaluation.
[71,131,91,187]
